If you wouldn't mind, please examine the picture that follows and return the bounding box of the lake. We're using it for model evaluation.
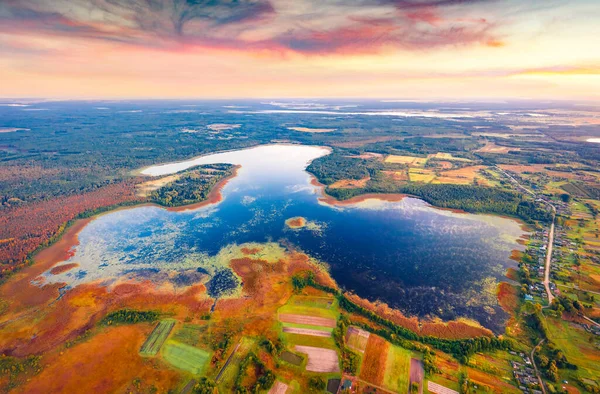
[39,144,526,332]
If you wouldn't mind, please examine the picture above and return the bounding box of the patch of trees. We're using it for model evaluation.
[192,378,217,394]
[308,376,326,392]
[333,315,360,374]
[363,137,482,157]
[326,181,552,223]
[100,309,160,325]
[551,295,584,315]
[306,152,381,185]
[523,303,548,339]
[0,354,41,391]
[234,352,275,394]
[206,268,240,299]
[535,342,577,383]
[150,164,234,207]
[259,337,283,356]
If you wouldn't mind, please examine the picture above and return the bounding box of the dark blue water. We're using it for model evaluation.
[41,145,525,332]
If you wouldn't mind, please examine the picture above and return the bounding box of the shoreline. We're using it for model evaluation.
[4,143,528,338]
[136,142,331,177]
[144,164,240,212]
[28,165,242,276]
[311,176,409,206]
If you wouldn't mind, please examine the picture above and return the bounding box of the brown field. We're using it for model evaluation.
[17,325,181,393]
[466,367,521,393]
[288,127,336,133]
[279,314,336,328]
[385,155,428,166]
[346,326,370,352]
[434,165,488,185]
[135,174,180,197]
[433,161,453,169]
[345,152,384,160]
[49,262,79,275]
[360,335,390,385]
[382,170,409,181]
[294,345,340,372]
[329,177,370,189]
[282,327,331,337]
[476,142,518,154]
[420,320,492,339]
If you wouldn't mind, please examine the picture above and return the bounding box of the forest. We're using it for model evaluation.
[0,100,596,279]
[150,164,235,207]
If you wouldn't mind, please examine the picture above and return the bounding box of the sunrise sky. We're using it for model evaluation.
[0,0,599,100]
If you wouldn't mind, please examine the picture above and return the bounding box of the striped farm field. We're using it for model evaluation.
[359,334,390,385]
[282,326,331,337]
[279,313,336,328]
[346,326,370,353]
[139,319,175,356]
[161,340,210,375]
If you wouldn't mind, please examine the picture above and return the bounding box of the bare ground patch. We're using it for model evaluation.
[294,345,340,373]
[268,381,289,394]
[329,177,370,189]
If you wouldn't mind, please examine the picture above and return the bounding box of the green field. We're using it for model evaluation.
[217,337,256,393]
[545,317,600,381]
[161,340,211,375]
[139,319,176,356]
[282,332,338,350]
[171,324,207,347]
[383,345,412,392]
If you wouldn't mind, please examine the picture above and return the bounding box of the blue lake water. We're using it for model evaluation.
[40,144,526,332]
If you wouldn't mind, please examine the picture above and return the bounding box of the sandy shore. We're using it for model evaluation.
[310,176,408,206]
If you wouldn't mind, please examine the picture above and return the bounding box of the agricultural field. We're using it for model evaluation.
[345,326,370,353]
[294,346,340,373]
[382,345,412,393]
[385,154,428,166]
[139,319,176,356]
[2,100,600,394]
[359,334,390,386]
[161,340,211,375]
[545,317,600,383]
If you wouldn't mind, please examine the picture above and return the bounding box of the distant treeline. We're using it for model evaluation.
[328,181,551,223]
[150,164,234,207]
[292,272,512,363]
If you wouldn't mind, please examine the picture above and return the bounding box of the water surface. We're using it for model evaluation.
[41,144,526,332]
